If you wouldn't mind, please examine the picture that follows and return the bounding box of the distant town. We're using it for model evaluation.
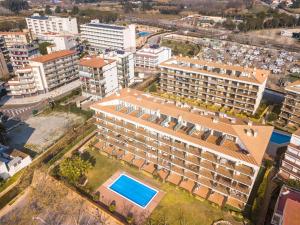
[0,0,299,225]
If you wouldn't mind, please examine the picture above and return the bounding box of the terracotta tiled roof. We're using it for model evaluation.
[79,56,114,68]
[282,199,300,225]
[91,89,273,165]
[30,50,76,63]
[293,128,300,137]
[159,56,269,84]
[286,80,300,94]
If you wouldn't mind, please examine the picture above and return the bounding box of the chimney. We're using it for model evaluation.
[246,129,252,136]
[213,116,219,123]
[231,118,236,124]
[254,129,258,137]
[248,120,253,126]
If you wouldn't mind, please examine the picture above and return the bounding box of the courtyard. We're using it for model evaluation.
[84,146,242,225]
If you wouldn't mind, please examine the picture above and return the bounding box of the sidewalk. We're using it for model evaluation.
[1,80,81,106]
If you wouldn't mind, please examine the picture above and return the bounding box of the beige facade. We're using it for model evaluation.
[159,57,269,115]
[91,89,273,210]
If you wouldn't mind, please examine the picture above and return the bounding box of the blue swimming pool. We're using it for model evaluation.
[270,131,291,144]
[109,174,158,208]
[139,31,150,37]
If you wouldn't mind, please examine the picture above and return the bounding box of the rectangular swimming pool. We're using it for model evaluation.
[109,174,158,208]
[270,131,291,144]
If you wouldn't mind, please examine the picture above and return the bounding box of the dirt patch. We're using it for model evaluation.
[8,112,84,153]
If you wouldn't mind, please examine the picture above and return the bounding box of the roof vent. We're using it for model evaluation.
[213,116,219,123]
[248,120,253,126]
[231,118,236,124]
[254,129,258,137]
[116,92,120,96]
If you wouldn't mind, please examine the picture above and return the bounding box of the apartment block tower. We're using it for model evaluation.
[279,129,300,180]
[103,50,135,88]
[91,89,273,210]
[80,20,136,52]
[159,57,269,115]
[26,13,78,36]
[8,50,78,97]
[79,56,118,100]
[0,31,32,47]
[279,80,300,128]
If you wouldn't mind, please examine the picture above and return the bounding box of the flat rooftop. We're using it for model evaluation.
[159,56,270,85]
[91,89,273,166]
[285,80,300,94]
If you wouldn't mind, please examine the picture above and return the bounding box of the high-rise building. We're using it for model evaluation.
[80,20,136,52]
[8,50,78,97]
[279,80,300,128]
[279,129,300,180]
[135,45,172,69]
[103,50,135,88]
[26,13,78,36]
[91,88,273,210]
[159,57,269,114]
[79,55,118,100]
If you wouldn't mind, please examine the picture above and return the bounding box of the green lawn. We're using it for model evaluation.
[85,148,237,225]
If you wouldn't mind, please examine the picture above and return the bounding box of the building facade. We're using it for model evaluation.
[279,80,300,128]
[37,32,78,53]
[0,31,32,48]
[279,129,300,181]
[0,36,11,73]
[80,20,136,52]
[8,50,79,97]
[8,42,39,70]
[135,46,172,69]
[0,51,9,79]
[103,50,135,88]
[271,185,300,225]
[26,13,78,36]
[159,57,269,114]
[79,56,118,100]
[91,89,273,210]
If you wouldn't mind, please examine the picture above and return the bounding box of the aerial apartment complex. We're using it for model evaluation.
[279,80,300,128]
[159,57,269,114]
[91,89,273,210]
[135,45,172,69]
[80,20,136,52]
[8,50,78,97]
[79,56,118,100]
[26,13,78,36]
[279,129,300,181]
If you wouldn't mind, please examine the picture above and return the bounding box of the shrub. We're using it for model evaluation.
[109,200,116,212]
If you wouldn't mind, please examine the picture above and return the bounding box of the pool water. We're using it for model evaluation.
[270,131,291,144]
[109,174,158,208]
[139,31,150,37]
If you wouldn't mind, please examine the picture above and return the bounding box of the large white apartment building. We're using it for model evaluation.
[91,89,273,210]
[79,56,118,100]
[8,50,78,97]
[103,50,135,88]
[37,32,78,53]
[80,20,136,52]
[159,57,269,114]
[135,45,172,69]
[26,13,78,36]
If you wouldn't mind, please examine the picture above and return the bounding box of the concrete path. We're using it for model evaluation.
[0,80,81,106]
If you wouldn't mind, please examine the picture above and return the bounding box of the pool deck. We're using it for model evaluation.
[97,171,164,223]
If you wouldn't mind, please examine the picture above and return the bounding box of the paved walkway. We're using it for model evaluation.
[0,80,81,106]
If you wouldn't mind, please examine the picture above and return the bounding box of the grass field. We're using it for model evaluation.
[85,148,239,225]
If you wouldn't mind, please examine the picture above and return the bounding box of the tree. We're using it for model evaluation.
[55,6,61,14]
[38,42,52,55]
[59,155,92,183]
[71,6,79,15]
[1,0,29,14]
[45,5,52,15]
[148,83,157,92]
